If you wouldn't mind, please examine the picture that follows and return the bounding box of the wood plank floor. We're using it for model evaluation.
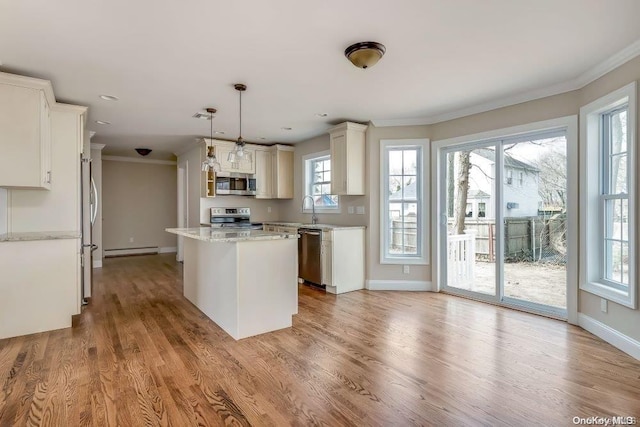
[1,254,639,426]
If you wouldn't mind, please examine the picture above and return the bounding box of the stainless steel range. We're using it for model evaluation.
[209,207,263,229]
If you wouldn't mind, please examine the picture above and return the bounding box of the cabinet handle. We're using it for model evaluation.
[46,171,52,184]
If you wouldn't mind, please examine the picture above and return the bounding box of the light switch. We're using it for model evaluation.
[601,298,608,313]
[356,206,365,215]
[348,206,354,214]
[403,265,410,274]
[267,206,272,213]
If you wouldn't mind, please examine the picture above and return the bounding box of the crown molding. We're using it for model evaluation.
[90,143,105,150]
[372,38,640,128]
[89,131,97,139]
[102,155,176,165]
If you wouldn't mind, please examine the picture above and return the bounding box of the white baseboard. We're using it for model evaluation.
[92,259,102,268]
[159,246,177,254]
[104,247,159,257]
[366,280,434,291]
[578,313,640,360]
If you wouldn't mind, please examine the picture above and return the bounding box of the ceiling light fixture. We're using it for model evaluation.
[95,120,111,125]
[281,127,292,131]
[315,113,328,117]
[202,107,221,173]
[344,41,386,69]
[99,95,119,101]
[135,148,152,156]
[228,83,252,164]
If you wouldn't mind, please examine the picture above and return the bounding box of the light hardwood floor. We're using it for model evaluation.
[0,254,639,426]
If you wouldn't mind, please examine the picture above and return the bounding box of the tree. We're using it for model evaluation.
[453,151,471,234]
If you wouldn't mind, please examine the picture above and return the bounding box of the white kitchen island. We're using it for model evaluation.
[165,227,299,340]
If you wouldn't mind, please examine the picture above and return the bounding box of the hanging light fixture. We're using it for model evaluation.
[228,83,251,164]
[202,108,221,172]
[344,41,386,69]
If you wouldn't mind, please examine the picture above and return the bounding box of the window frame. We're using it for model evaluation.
[302,150,340,213]
[579,81,636,308]
[380,139,429,265]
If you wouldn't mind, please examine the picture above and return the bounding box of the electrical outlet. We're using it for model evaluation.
[403,265,410,274]
[356,206,365,215]
[267,206,272,213]
[348,206,354,214]
[601,298,608,313]
[129,237,134,243]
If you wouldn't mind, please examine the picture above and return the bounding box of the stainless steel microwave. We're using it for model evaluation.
[215,174,256,196]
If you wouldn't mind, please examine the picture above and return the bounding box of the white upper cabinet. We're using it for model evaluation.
[0,72,55,190]
[328,122,367,195]
[254,148,273,199]
[214,141,256,174]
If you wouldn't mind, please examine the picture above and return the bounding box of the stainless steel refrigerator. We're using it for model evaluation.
[81,153,98,303]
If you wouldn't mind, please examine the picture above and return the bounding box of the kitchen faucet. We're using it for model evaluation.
[302,195,318,224]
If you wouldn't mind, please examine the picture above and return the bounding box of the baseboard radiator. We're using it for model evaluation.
[104,246,159,257]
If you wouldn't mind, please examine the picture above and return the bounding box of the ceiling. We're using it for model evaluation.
[2,0,640,158]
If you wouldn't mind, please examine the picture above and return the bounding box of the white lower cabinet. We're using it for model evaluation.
[322,228,364,294]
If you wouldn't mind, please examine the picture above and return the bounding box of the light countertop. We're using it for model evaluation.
[166,227,298,243]
[262,221,366,230]
[0,231,81,242]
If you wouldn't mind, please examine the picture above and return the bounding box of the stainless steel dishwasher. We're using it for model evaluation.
[298,228,323,286]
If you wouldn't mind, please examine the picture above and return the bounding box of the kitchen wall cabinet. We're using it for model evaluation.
[255,145,293,199]
[200,145,217,198]
[215,142,256,174]
[328,122,367,196]
[0,72,56,190]
[321,228,365,294]
[254,148,273,199]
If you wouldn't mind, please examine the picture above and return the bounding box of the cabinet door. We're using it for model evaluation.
[255,150,272,199]
[0,85,49,189]
[275,149,294,199]
[330,131,347,195]
[216,145,255,174]
[321,240,332,286]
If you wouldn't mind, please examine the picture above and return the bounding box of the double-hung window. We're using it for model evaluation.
[381,139,429,264]
[303,151,339,211]
[580,82,636,308]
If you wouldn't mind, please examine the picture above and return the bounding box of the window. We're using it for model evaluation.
[303,151,339,211]
[506,169,513,185]
[580,82,636,308]
[465,203,473,218]
[478,202,486,218]
[381,139,429,264]
[519,171,524,187]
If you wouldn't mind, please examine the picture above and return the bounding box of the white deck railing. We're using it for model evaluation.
[447,233,476,288]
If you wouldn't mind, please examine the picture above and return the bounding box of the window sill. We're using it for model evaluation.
[381,257,428,266]
[302,208,342,215]
[580,281,636,309]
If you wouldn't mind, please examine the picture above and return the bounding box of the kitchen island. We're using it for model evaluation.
[165,227,298,340]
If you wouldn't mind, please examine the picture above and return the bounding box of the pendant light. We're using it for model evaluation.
[202,108,221,172]
[228,83,251,164]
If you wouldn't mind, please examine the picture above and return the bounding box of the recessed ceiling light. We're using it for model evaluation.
[259,137,267,140]
[214,131,225,135]
[281,127,292,131]
[95,120,111,125]
[315,113,328,117]
[99,95,119,101]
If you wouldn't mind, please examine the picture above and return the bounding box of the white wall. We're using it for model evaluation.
[102,159,177,251]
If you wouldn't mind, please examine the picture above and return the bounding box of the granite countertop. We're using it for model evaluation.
[0,230,81,242]
[263,221,366,230]
[165,227,299,243]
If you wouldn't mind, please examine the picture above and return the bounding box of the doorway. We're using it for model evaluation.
[437,121,576,320]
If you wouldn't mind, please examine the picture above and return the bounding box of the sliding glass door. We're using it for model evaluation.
[440,130,568,318]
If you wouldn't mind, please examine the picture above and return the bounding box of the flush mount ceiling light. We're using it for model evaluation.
[227,84,252,164]
[135,148,152,156]
[344,41,386,69]
[99,94,119,101]
[315,113,328,117]
[95,120,111,125]
[202,107,221,173]
[281,127,292,131]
